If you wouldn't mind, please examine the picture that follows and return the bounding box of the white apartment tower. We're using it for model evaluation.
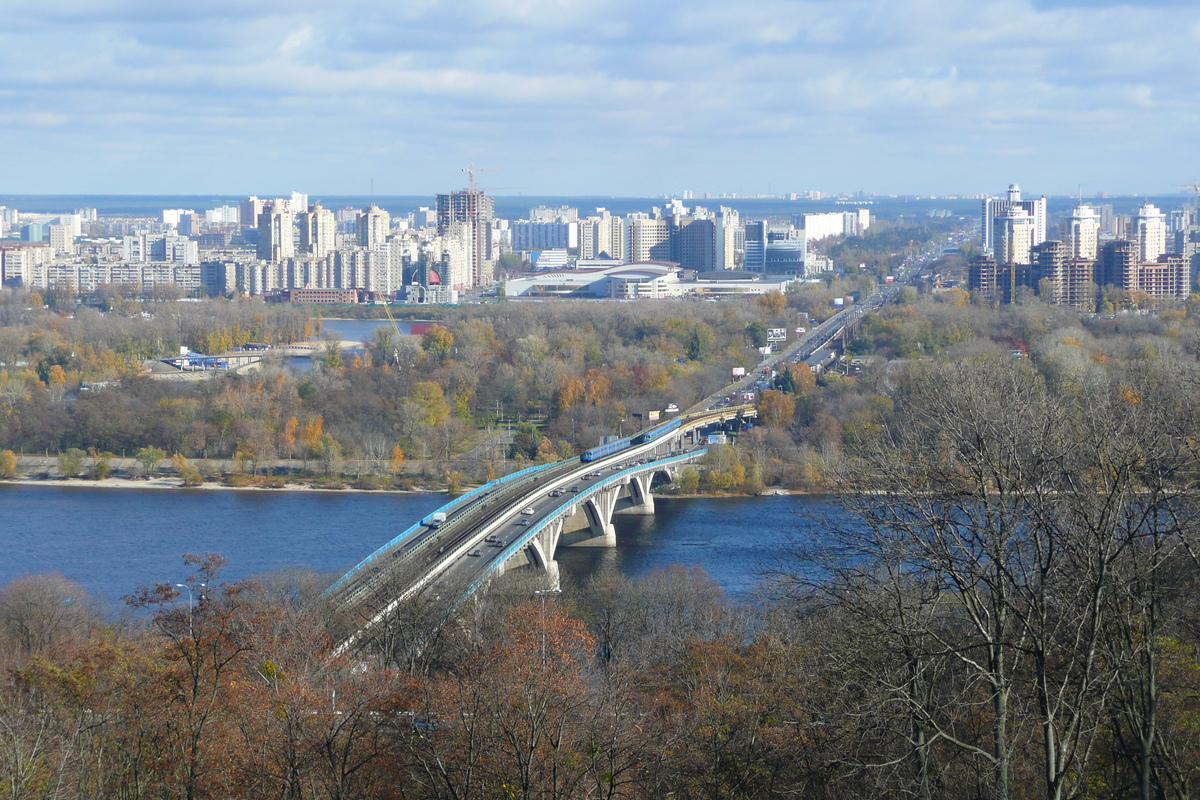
[357,205,391,250]
[1064,205,1101,261]
[301,204,337,259]
[982,184,1048,253]
[257,206,295,262]
[1133,203,1167,264]
[714,207,741,269]
[578,210,626,261]
[993,206,1034,266]
[48,223,75,256]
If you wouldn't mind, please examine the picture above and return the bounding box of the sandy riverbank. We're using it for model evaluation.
[0,475,444,495]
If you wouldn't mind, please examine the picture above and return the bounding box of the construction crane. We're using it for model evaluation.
[379,300,404,366]
[1178,181,1200,210]
[463,163,498,193]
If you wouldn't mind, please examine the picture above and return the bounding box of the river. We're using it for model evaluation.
[0,485,834,608]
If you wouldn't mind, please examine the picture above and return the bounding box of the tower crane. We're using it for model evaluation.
[462,163,498,193]
[1178,181,1200,210]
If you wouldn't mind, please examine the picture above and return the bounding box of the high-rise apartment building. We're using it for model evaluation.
[1132,203,1167,264]
[48,223,74,256]
[1097,240,1139,292]
[241,197,266,229]
[982,184,1048,253]
[1064,205,1101,261]
[511,219,575,251]
[301,204,337,259]
[578,210,625,261]
[714,207,741,270]
[357,205,391,250]
[626,218,670,263]
[992,206,1035,266]
[436,189,492,289]
[437,189,494,288]
[257,206,295,262]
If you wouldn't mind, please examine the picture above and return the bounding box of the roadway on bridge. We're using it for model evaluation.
[328,410,750,652]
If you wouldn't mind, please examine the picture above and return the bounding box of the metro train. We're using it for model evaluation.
[580,417,683,463]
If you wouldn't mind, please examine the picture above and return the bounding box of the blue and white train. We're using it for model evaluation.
[580,417,684,463]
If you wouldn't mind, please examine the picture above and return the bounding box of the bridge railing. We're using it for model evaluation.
[326,405,754,605]
[455,448,709,606]
[322,460,563,599]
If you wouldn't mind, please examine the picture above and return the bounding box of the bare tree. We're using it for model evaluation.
[0,573,100,659]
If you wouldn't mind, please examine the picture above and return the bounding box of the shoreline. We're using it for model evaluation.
[0,475,446,495]
[1,475,808,499]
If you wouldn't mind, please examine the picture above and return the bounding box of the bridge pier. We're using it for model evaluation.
[614,472,655,516]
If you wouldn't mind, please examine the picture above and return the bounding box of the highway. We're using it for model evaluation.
[690,242,945,413]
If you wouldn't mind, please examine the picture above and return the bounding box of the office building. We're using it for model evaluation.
[743,221,767,272]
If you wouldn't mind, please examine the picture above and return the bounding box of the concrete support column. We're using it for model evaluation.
[623,473,656,515]
[577,487,618,547]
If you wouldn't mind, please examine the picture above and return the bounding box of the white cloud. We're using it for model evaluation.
[0,0,1195,194]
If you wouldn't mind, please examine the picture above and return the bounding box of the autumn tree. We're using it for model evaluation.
[0,449,16,478]
[422,324,455,362]
[0,573,99,657]
[756,388,795,428]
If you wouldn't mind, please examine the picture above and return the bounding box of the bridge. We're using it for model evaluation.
[320,243,950,653]
[323,405,756,653]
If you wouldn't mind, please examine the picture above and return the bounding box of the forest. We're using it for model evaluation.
[7,268,1200,796]
[4,350,1200,799]
[0,283,871,489]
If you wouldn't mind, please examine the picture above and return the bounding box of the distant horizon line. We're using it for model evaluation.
[0,191,1194,201]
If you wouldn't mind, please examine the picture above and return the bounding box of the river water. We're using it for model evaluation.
[0,485,834,607]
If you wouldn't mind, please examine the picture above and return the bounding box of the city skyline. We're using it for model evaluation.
[3,0,1198,197]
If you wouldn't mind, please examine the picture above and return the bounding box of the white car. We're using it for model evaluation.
[521,507,535,515]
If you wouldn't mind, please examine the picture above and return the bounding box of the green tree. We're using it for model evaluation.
[745,321,769,349]
[87,452,113,480]
[136,446,167,478]
[57,448,85,479]
[511,421,542,459]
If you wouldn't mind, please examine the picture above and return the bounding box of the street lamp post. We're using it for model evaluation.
[533,589,562,665]
[174,582,205,638]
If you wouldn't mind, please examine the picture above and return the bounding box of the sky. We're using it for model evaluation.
[2,0,1198,197]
